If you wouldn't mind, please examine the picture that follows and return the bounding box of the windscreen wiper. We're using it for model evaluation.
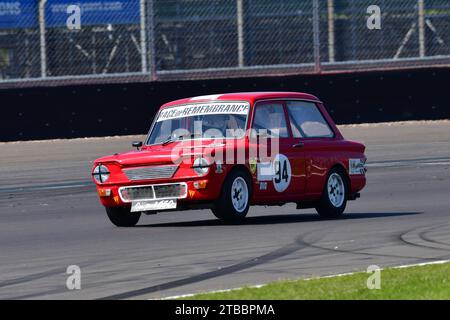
[162,133,201,146]
[162,135,178,146]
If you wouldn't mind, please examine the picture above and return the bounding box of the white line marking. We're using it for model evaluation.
[339,119,450,128]
[392,259,450,269]
[155,259,450,300]
[0,182,91,193]
[367,161,450,168]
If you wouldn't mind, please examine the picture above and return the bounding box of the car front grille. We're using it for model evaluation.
[120,186,155,202]
[154,184,183,199]
[123,165,178,181]
[119,183,187,202]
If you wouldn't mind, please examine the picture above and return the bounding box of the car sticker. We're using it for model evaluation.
[272,154,292,192]
[257,162,272,182]
[349,158,366,175]
[157,103,250,122]
[249,158,257,175]
[256,154,292,192]
[215,161,223,174]
[131,200,177,212]
[259,182,268,190]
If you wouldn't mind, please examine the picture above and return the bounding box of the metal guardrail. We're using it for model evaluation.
[0,0,449,88]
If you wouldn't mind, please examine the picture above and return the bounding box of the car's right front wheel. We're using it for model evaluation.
[105,206,141,227]
[316,167,348,219]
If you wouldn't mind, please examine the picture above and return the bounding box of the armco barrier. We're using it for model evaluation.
[1,67,449,142]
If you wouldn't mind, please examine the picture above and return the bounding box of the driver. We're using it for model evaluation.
[203,115,225,138]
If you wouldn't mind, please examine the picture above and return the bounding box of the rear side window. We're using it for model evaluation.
[286,101,334,138]
[252,103,289,138]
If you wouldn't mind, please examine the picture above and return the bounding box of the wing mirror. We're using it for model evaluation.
[132,141,143,150]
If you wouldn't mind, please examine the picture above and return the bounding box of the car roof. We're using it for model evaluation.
[160,92,319,109]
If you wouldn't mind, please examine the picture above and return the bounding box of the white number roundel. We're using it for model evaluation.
[272,154,291,192]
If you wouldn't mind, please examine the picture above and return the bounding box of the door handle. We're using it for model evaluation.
[292,142,304,148]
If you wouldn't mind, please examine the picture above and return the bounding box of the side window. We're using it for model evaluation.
[286,101,334,138]
[252,103,289,138]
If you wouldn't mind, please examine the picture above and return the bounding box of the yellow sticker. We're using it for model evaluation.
[249,159,257,175]
[189,190,196,199]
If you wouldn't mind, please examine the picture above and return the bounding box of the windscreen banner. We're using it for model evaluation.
[157,103,250,122]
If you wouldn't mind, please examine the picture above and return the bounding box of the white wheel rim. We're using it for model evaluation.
[231,177,249,213]
[327,173,345,208]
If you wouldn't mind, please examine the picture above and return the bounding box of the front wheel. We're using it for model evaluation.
[105,206,141,227]
[316,167,348,219]
[212,168,252,222]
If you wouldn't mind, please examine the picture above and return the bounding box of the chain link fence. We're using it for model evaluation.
[0,0,449,87]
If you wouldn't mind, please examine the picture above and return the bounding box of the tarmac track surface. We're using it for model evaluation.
[0,121,449,299]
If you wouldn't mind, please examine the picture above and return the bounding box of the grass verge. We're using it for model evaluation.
[185,262,450,300]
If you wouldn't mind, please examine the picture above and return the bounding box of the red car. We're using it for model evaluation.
[92,92,366,227]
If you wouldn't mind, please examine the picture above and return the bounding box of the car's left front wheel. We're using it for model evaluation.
[105,206,141,227]
[212,168,252,222]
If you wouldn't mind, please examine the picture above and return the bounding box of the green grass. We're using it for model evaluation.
[185,262,450,300]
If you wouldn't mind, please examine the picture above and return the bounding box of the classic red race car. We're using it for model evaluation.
[92,92,366,227]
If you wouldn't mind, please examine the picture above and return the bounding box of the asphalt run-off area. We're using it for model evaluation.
[0,120,449,299]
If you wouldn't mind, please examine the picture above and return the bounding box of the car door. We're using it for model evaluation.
[250,100,305,202]
[285,100,336,197]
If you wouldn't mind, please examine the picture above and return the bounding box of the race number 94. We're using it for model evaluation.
[273,154,291,192]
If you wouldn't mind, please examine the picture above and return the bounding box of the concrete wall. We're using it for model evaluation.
[1,67,449,141]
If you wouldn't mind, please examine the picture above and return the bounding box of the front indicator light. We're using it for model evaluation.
[193,180,208,189]
[98,189,111,197]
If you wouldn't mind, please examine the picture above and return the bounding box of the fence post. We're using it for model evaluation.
[418,0,426,58]
[327,0,335,62]
[312,0,321,73]
[237,0,245,67]
[140,0,148,73]
[38,0,47,78]
[146,0,157,80]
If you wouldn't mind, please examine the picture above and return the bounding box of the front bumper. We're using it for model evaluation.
[95,178,222,208]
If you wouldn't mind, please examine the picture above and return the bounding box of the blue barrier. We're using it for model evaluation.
[0,0,37,29]
[45,0,140,27]
[0,0,140,29]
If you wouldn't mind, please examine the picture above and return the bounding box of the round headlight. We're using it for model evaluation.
[193,158,210,176]
[93,164,110,183]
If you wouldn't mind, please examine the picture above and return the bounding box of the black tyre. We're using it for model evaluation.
[316,167,348,219]
[105,206,141,227]
[212,168,252,222]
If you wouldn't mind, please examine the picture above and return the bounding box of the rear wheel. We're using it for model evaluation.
[316,167,348,219]
[212,168,252,222]
[105,206,141,227]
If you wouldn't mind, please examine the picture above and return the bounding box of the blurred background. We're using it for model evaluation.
[1,0,450,86]
[0,0,449,141]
